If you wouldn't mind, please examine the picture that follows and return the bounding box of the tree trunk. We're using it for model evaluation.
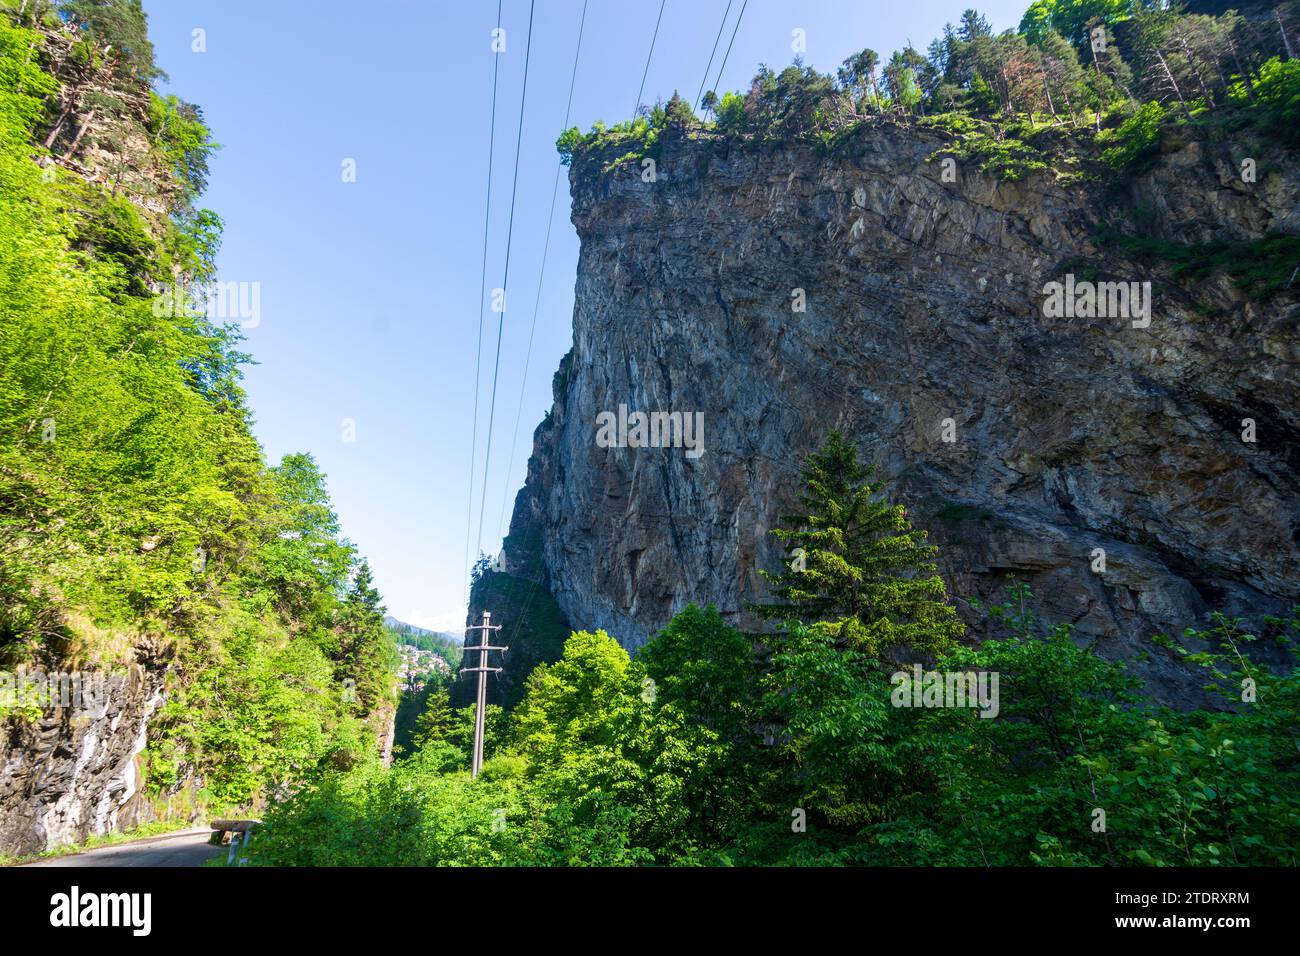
[1039,63,1060,124]
[1277,10,1296,60]
[42,105,72,149]
[1157,51,1190,117]
[1176,27,1214,109]
[1059,76,1079,128]
[1225,35,1255,102]
[62,107,96,161]
[1089,44,1105,131]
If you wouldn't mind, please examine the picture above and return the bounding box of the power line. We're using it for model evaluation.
[710,0,748,99]
[462,0,505,610]
[695,0,733,109]
[502,0,670,655]
[496,0,589,545]
[475,0,536,565]
[633,0,668,117]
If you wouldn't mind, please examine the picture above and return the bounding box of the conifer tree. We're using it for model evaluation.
[412,686,453,751]
[754,431,963,658]
[335,560,393,713]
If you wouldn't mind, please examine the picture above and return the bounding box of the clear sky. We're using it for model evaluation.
[142,0,1031,638]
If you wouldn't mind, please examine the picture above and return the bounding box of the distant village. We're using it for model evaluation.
[398,644,451,691]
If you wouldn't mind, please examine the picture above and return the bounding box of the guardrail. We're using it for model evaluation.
[209,819,262,865]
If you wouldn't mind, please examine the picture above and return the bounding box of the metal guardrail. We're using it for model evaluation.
[209,820,262,866]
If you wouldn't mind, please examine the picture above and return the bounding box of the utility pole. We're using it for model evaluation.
[461,610,507,779]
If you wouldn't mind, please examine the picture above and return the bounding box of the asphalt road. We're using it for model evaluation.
[22,828,225,868]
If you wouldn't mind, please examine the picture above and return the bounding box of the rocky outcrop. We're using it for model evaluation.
[488,119,1299,707]
[0,664,166,857]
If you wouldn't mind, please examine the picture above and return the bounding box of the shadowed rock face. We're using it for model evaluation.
[0,664,165,857]
[490,121,1298,708]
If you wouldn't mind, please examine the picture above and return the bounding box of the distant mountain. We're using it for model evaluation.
[384,616,463,646]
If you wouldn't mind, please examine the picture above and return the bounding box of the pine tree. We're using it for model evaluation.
[411,686,453,751]
[1035,28,1089,126]
[754,431,962,658]
[335,559,393,713]
[837,48,882,116]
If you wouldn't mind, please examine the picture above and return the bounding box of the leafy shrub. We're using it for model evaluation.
[1230,56,1300,145]
[1098,101,1166,170]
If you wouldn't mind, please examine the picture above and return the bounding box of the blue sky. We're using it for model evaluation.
[143,0,1030,637]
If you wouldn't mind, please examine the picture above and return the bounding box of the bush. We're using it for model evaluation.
[1098,101,1166,171]
[1230,56,1300,146]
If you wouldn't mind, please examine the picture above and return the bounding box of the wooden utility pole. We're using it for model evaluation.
[461,611,506,779]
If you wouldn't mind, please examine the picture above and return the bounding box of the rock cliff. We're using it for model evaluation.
[481,119,1299,707]
[0,664,166,856]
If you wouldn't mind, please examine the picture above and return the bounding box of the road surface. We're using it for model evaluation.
[22,828,225,868]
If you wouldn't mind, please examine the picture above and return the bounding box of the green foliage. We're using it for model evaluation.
[1229,56,1300,145]
[561,0,1295,192]
[148,92,217,200]
[753,430,963,658]
[0,10,395,815]
[410,685,453,751]
[1019,0,1133,50]
[70,191,164,293]
[714,90,746,131]
[555,125,581,166]
[929,117,1052,180]
[855,591,1300,866]
[59,0,158,84]
[1098,229,1300,300]
[255,580,1300,867]
[1098,100,1166,170]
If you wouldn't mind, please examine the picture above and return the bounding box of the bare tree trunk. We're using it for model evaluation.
[1225,34,1255,102]
[1176,27,1214,109]
[1089,44,1105,131]
[1055,66,1080,127]
[1038,63,1060,124]
[1157,51,1191,117]
[42,104,72,149]
[998,60,1013,115]
[1206,35,1230,97]
[62,107,95,161]
[1278,10,1296,60]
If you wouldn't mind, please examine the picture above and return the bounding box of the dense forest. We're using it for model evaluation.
[0,0,396,825]
[255,431,1299,866]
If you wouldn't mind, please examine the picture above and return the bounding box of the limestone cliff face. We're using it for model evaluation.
[489,120,1299,706]
[0,664,166,857]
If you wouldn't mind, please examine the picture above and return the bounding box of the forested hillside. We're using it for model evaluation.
[0,0,395,854]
